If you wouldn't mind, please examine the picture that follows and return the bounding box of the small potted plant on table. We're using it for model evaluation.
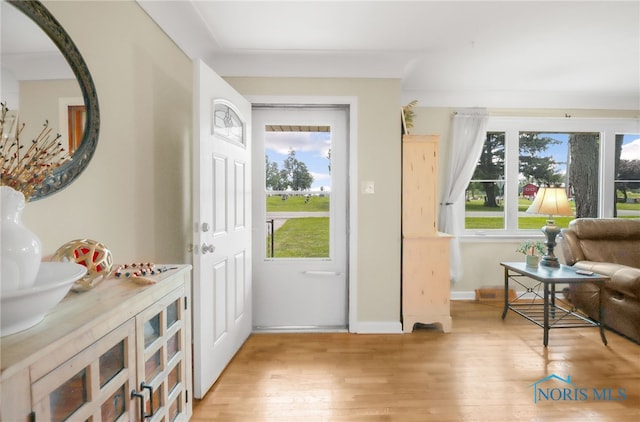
[516,240,546,267]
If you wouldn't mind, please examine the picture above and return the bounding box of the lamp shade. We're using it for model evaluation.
[526,187,573,217]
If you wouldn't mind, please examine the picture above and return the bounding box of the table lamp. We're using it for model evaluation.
[526,187,574,267]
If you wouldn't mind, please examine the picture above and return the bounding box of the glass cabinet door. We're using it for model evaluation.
[134,286,188,421]
[31,321,137,422]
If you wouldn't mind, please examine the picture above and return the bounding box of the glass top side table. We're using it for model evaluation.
[500,261,609,347]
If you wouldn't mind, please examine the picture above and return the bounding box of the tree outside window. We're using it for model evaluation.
[615,133,640,218]
[464,119,639,234]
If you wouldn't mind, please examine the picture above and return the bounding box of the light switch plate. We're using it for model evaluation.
[362,181,375,194]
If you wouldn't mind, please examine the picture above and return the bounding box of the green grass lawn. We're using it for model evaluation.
[466,192,640,213]
[266,195,330,212]
[465,196,639,229]
[267,217,329,257]
[265,196,638,240]
[617,201,640,211]
[466,216,576,230]
[465,198,574,229]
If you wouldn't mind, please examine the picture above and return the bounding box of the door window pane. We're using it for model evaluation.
[168,392,182,421]
[168,363,181,394]
[145,384,163,417]
[264,126,332,258]
[50,368,87,422]
[100,384,126,422]
[144,314,160,348]
[213,101,244,145]
[167,331,180,360]
[166,299,179,328]
[99,340,124,387]
[145,349,162,382]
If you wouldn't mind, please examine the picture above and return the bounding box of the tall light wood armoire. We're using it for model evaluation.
[402,134,452,333]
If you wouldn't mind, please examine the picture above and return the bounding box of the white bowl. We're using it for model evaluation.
[1,262,87,336]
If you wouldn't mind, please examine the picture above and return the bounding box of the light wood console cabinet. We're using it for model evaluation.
[1,265,192,422]
[402,135,452,333]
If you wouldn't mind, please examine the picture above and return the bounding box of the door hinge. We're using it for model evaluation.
[186,389,189,403]
[184,296,188,310]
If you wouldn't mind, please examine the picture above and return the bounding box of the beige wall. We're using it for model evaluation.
[19,79,81,143]
[19,2,403,325]
[225,77,403,323]
[23,0,192,265]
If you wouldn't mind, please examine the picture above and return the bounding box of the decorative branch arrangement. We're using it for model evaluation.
[0,102,70,200]
[402,100,418,134]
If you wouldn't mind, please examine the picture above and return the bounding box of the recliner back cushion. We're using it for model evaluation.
[578,239,640,267]
[566,218,640,267]
[570,218,640,240]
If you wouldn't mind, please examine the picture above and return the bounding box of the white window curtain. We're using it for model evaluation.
[438,109,489,282]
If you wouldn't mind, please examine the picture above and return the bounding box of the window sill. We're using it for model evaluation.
[459,233,546,243]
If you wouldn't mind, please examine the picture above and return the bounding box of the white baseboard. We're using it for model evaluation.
[350,321,403,334]
[451,290,565,301]
[451,291,477,301]
[292,291,560,335]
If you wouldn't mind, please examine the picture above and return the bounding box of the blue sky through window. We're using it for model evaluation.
[265,131,332,191]
[527,133,640,178]
[264,131,640,191]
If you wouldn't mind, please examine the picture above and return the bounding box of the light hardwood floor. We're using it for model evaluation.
[192,301,640,421]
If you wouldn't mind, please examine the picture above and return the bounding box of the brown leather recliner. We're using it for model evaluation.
[560,218,640,344]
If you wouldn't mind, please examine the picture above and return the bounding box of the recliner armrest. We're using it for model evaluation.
[559,229,584,265]
[573,261,640,300]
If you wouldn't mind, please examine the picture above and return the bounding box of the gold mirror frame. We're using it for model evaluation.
[9,0,100,201]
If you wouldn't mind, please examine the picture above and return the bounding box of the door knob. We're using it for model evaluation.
[202,222,210,232]
[201,243,215,254]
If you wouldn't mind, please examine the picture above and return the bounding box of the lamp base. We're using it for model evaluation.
[540,255,560,267]
[541,219,561,268]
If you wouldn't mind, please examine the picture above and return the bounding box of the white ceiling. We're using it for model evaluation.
[1,1,73,79]
[146,1,637,109]
[1,1,75,106]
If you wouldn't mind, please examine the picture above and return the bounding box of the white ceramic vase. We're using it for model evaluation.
[1,186,42,293]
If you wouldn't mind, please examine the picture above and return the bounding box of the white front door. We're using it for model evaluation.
[192,59,252,398]
[252,105,348,330]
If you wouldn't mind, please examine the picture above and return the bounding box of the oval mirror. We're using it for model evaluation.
[1,0,99,201]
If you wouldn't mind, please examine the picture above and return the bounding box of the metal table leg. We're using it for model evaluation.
[543,282,550,347]
[598,282,608,345]
[501,267,509,319]
[550,282,556,320]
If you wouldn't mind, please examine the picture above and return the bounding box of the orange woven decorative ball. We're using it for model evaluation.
[52,239,113,291]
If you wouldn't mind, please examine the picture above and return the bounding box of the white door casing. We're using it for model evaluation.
[192,59,252,398]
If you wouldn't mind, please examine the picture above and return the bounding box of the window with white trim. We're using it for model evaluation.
[464,117,640,236]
